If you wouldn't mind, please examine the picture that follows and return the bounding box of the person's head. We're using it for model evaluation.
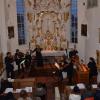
[73,85,80,94]
[20,90,27,99]
[6,52,11,57]
[16,49,19,53]
[89,57,95,62]
[26,51,29,55]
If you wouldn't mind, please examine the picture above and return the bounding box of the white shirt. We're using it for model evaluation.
[69,94,81,100]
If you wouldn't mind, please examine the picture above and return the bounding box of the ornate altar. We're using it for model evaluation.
[25,0,70,50]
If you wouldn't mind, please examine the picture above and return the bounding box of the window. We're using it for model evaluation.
[16,0,26,45]
[81,24,87,36]
[70,0,78,43]
[87,0,98,8]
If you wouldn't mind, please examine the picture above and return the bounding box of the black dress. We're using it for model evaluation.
[33,48,43,67]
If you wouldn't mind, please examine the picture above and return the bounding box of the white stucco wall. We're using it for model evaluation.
[85,0,100,62]
[5,0,19,53]
[77,0,87,62]
[0,0,8,55]
[0,0,8,79]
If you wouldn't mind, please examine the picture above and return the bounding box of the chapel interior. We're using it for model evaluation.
[0,0,100,100]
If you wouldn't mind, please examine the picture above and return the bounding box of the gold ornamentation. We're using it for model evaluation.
[64,12,69,22]
[26,0,70,50]
[27,13,33,23]
[66,3,71,8]
[27,0,32,7]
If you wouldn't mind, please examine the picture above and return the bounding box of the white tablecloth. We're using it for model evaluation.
[41,50,66,56]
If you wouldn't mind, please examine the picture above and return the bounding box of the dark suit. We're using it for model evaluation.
[67,61,74,83]
[88,61,98,83]
[5,56,14,78]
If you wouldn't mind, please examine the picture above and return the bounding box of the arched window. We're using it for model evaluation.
[16,0,26,45]
[71,0,78,43]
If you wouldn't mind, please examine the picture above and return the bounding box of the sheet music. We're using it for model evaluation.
[77,83,85,89]
[69,86,74,90]
[15,87,32,93]
[4,88,13,93]
[15,89,22,93]
[25,87,32,92]
[8,78,14,82]
[92,84,97,89]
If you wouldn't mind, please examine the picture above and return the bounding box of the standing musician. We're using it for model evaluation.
[5,52,14,78]
[25,51,32,70]
[32,45,43,67]
[88,57,98,84]
[14,49,24,73]
[61,56,75,84]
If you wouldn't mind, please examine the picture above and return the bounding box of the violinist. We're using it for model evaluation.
[14,49,24,73]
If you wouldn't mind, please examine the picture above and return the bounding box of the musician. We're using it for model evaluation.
[14,49,24,73]
[25,51,32,69]
[32,45,43,67]
[62,56,69,72]
[88,57,98,84]
[5,52,14,78]
[57,56,68,80]
[69,46,78,59]
[66,59,74,84]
